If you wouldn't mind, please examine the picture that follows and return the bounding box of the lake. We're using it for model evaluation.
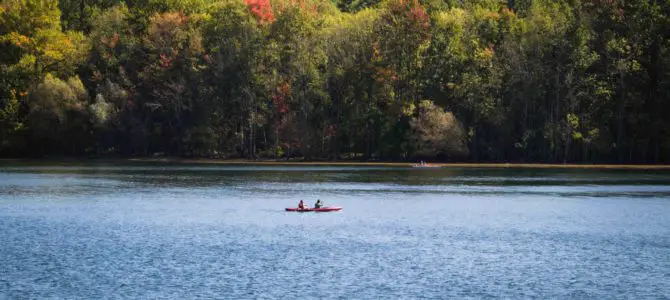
[1,163,670,299]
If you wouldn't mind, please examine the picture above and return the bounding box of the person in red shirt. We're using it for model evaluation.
[298,199,306,209]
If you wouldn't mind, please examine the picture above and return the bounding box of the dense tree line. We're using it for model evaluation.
[1,0,669,163]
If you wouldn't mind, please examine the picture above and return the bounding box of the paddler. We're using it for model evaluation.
[298,199,306,209]
[314,199,322,209]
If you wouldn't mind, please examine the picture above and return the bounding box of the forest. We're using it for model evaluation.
[1,0,669,163]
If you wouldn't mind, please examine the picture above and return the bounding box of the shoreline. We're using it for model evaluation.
[2,157,668,170]
[141,159,670,169]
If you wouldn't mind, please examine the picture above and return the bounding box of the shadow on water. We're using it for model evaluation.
[2,163,670,200]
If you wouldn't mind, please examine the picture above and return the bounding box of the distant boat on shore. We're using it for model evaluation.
[412,161,441,168]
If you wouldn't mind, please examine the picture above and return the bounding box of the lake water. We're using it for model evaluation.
[1,163,670,299]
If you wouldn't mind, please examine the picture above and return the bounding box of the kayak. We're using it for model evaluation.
[285,207,342,212]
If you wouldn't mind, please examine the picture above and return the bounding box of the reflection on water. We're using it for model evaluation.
[1,163,669,299]
[2,164,670,198]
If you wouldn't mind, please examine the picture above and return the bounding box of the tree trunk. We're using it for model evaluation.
[80,0,86,30]
[563,135,570,164]
[275,119,279,159]
[248,110,255,159]
[616,72,626,163]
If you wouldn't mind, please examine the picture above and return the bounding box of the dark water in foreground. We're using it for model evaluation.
[1,163,670,299]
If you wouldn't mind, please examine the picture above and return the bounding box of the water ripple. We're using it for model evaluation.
[1,165,670,299]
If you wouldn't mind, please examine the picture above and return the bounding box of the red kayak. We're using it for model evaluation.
[285,207,342,212]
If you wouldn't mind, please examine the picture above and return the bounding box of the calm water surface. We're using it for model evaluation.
[1,163,670,299]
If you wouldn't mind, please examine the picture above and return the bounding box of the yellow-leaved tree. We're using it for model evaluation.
[1,0,89,154]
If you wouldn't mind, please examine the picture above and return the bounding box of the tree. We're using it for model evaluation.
[203,0,265,157]
[0,0,669,163]
[409,100,467,158]
[25,74,90,155]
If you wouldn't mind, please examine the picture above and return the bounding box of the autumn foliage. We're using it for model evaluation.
[274,0,319,15]
[271,82,291,114]
[245,0,275,24]
[387,0,430,34]
[100,33,119,48]
[2,0,670,163]
[159,53,174,68]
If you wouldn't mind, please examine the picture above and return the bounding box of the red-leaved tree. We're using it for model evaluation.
[245,0,275,24]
